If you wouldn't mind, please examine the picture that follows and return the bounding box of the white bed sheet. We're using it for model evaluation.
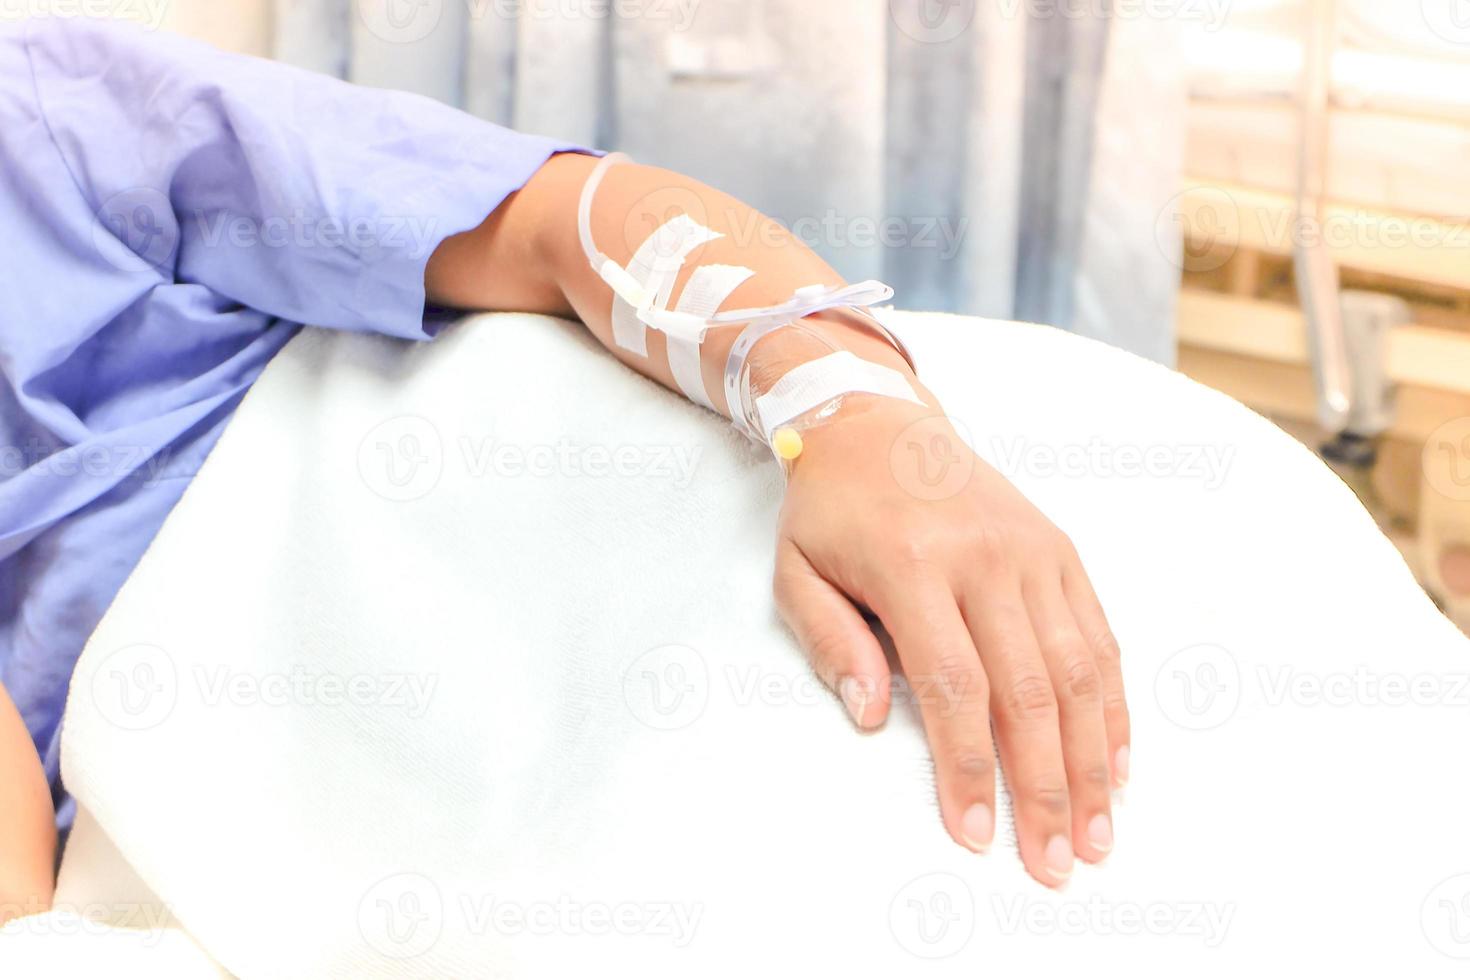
[10,310,1470,977]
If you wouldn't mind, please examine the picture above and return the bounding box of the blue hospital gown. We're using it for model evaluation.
[0,16,583,829]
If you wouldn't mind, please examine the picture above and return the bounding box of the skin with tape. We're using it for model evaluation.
[429,153,1131,888]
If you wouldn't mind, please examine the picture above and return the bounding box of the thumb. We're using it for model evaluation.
[773,538,891,729]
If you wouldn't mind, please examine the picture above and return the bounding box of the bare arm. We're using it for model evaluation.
[426,153,914,404]
[0,680,55,924]
[425,153,1131,887]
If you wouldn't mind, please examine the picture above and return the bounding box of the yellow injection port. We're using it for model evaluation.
[772,426,803,461]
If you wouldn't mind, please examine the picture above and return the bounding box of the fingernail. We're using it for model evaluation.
[1113,745,1130,788]
[1044,835,1074,881]
[961,803,994,853]
[1086,813,1113,854]
[839,676,868,728]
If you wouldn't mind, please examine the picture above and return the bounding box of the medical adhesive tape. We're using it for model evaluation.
[753,350,924,444]
[668,264,756,409]
[610,214,723,356]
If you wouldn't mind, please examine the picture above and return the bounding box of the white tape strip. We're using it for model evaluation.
[753,350,923,443]
[610,215,722,356]
[666,264,755,410]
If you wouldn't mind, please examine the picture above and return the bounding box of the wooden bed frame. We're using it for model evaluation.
[1174,180,1470,630]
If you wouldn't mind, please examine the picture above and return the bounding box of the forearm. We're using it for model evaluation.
[426,153,929,422]
[0,681,55,924]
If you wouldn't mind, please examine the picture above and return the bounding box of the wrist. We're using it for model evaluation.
[738,310,943,467]
[747,309,921,390]
[753,308,911,373]
[744,309,934,411]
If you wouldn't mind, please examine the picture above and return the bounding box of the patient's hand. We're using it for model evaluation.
[773,395,1129,887]
[459,153,1127,885]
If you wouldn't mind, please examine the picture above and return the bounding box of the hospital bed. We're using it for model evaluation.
[1174,0,1470,627]
[2,309,1468,976]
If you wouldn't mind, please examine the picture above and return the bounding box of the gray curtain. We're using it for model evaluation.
[275,0,1184,363]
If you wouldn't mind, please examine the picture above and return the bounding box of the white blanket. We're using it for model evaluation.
[13,311,1470,977]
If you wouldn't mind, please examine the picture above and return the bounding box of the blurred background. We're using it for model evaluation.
[58,0,1470,629]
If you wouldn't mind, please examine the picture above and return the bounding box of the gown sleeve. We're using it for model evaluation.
[23,16,589,339]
